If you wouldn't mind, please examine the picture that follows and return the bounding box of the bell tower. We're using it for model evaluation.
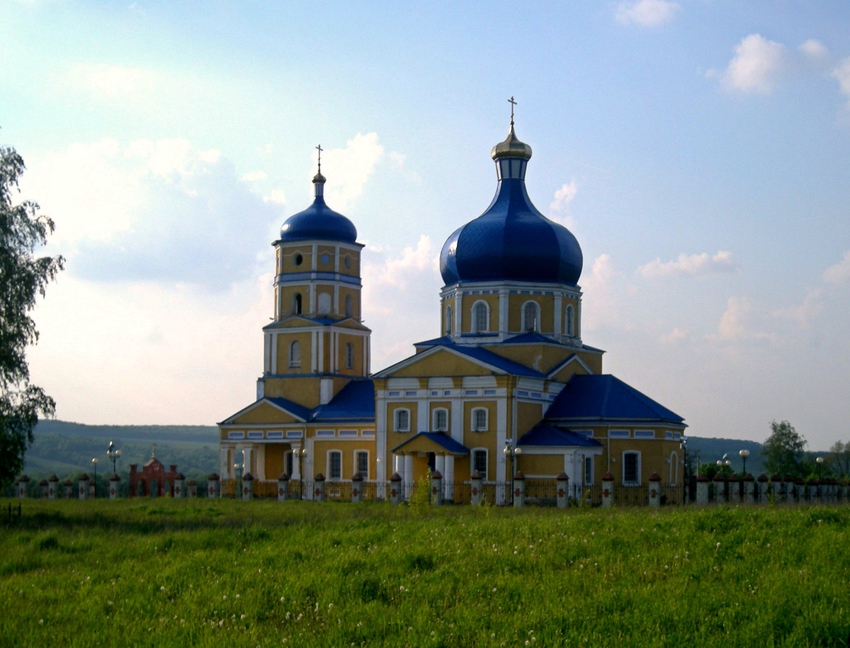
[258,151,371,409]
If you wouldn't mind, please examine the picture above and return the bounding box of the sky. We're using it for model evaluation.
[3,0,850,449]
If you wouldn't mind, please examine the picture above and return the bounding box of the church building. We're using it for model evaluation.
[218,112,686,503]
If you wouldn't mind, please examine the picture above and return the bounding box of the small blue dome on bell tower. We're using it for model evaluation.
[279,148,358,243]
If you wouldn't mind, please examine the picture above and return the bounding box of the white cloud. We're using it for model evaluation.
[319,133,385,212]
[718,34,789,94]
[660,327,687,345]
[580,254,623,331]
[264,189,286,205]
[712,296,775,343]
[22,138,281,289]
[773,287,824,329]
[823,250,850,284]
[799,39,830,66]
[615,0,680,27]
[242,171,268,182]
[832,58,850,104]
[637,251,735,278]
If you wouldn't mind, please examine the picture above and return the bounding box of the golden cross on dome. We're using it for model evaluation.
[316,144,323,173]
[508,96,517,125]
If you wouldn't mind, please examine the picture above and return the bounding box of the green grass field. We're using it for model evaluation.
[1,500,848,647]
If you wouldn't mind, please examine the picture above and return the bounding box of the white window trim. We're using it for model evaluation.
[584,455,593,486]
[471,300,490,334]
[669,451,679,486]
[432,408,449,432]
[355,450,369,480]
[471,448,488,481]
[328,450,342,481]
[471,407,488,432]
[394,408,411,432]
[521,300,540,333]
[622,451,641,486]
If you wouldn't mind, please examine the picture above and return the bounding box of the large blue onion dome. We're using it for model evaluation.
[440,124,583,286]
[279,171,357,243]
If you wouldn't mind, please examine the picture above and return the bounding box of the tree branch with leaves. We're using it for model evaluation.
[0,144,64,491]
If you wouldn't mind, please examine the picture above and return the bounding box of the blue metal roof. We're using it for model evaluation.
[278,177,357,243]
[518,424,603,448]
[545,374,685,424]
[311,380,375,422]
[439,129,582,286]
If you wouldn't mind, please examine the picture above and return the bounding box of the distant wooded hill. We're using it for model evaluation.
[21,421,770,482]
[23,420,219,481]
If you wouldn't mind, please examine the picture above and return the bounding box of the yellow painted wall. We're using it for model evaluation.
[519,454,563,476]
[387,402,418,432]
[264,444,286,478]
[278,285,309,317]
[391,351,491,378]
[227,402,303,425]
[339,286,360,319]
[339,250,360,278]
[488,345,575,374]
[275,331,312,374]
[516,401,545,436]
[280,246,312,273]
[507,294,554,333]
[460,294,499,333]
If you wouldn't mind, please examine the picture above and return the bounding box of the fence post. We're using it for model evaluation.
[470,471,483,506]
[649,473,661,508]
[48,475,59,500]
[430,471,443,506]
[389,472,403,505]
[207,473,220,499]
[696,474,709,505]
[513,472,526,508]
[15,475,29,499]
[313,473,325,502]
[78,474,90,501]
[351,473,363,504]
[173,473,184,499]
[242,472,254,500]
[278,473,290,502]
[556,473,569,509]
[743,474,754,504]
[602,472,614,508]
[187,480,197,498]
[63,479,73,499]
[109,474,121,500]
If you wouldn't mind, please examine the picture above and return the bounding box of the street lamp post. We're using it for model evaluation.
[233,461,243,499]
[502,439,522,505]
[739,449,750,476]
[816,456,824,478]
[295,447,308,500]
[91,457,98,498]
[107,441,121,475]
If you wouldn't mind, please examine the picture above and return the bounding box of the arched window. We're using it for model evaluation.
[328,450,342,480]
[471,408,488,432]
[445,306,452,335]
[355,451,369,479]
[565,304,575,337]
[318,293,331,315]
[394,409,410,432]
[289,341,301,368]
[472,448,488,480]
[345,342,354,369]
[345,295,353,318]
[291,293,302,315]
[622,451,641,486]
[433,408,449,432]
[522,301,540,332]
[472,301,489,333]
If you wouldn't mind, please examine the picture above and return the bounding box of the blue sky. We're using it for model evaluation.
[3,0,850,448]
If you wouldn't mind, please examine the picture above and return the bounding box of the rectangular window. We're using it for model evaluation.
[472,408,488,432]
[472,449,488,480]
[356,451,368,477]
[623,452,640,485]
[433,409,448,432]
[329,451,342,480]
[584,456,593,486]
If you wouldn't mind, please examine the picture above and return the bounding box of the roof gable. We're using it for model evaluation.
[220,397,312,426]
[391,432,469,455]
